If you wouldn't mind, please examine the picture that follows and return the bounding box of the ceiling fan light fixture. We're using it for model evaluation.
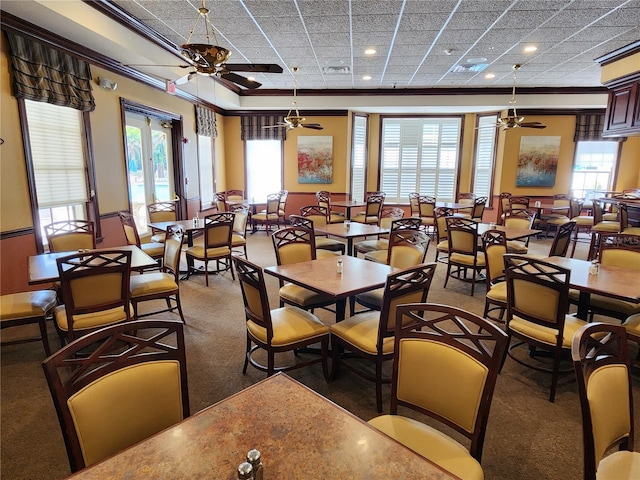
[180,43,231,67]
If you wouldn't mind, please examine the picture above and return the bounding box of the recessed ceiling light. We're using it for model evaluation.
[362,75,371,81]
[247,76,255,81]
[485,73,495,79]
[365,48,376,55]
[524,45,538,53]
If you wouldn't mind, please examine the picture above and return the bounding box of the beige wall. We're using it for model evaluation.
[600,51,640,84]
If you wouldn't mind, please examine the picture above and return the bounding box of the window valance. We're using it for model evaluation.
[241,115,287,141]
[6,32,95,112]
[196,105,218,138]
[574,112,625,142]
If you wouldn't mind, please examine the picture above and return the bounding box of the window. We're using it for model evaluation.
[472,114,498,201]
[380,117,462,203]
[350,114,368,203]
[245,140,282,202]
[198,135,215,210]
[571,141,619,199]
[22,99,91,247]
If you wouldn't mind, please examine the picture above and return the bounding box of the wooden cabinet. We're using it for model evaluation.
[602,79,640,137]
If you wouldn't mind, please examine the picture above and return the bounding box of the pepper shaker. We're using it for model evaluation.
[237,462,253,479]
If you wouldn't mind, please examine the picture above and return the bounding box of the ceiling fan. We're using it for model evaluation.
[264,67,323,131]
[496,64,547,130]
[167,0,283,89]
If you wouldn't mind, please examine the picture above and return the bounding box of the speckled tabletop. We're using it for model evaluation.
[66,373,459,479]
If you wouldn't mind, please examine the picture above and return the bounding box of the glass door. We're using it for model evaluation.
[125,111,174,234]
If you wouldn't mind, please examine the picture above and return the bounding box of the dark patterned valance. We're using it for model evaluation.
[6,32,95,112]
[196,105,217,138]
[574,113,606,141]
[241,115,287,141]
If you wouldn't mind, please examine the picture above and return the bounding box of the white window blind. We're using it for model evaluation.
[351,115,367,203]
[198,135,215,209]
[572,141,619,199]
[25,100,89,208]
[246,140,282,202]
[473,115,498,201]
[381,117,461,203]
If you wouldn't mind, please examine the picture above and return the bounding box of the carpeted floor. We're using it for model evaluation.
[1,230,639,480]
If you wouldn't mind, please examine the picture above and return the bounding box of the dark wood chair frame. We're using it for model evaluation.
[251,192,281,234]
[147,201,178,240]
[297,205,347,254]
[572,322,635,480]
[433,207,454,263]
[331,263,438,413]
[443,217,484,296]
[416,195,437,237]
[548,221,576,257]
[44,220,96,252]
[481,229,508,323]
[42,319,190,473]
[316,190,345,224]
[117,211,163,268]
[233,256,329,379]
[186,212,235,285]
[388,303,508,462]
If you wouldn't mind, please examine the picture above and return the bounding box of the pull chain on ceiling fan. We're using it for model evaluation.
[264,67,324,131]
[496,64,546,130]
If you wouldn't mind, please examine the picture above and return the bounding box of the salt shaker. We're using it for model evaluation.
[237,462,253,480]
[336,257,343,274]
[589,260,599,276]
[247,449,263,480]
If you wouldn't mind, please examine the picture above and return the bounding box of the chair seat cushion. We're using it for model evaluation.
[363,250,387,264]
[330,311,392,355]
[1,291,57,320]
[247,307,329,347]
[329,213,345,223]
[506,240,528,254]
[509,314,587,348]
[316,237,345,251]
[354,287,384,310]
[623,227,640,235]
[596,450,640,480]
[449,253,486,267]
[252,213,278,221]
[231,234,246,247]
[141,243,165,258]
[130,273,177,297]
[623,313,640,337]
[368,415,483,480]
[54,304,133,332]
[437,240,449,252]
[547,216,570,226]
[352,214,379,224]
[572,216,593,226]
[279,284,334,307]
[579,293,640,317]
[486,282,507,302]
[185,245,231,260]
[602,212,618,221]
[317,250,339,259]
[420,217,435,226]
[592,221,620,233]
[150,233,166,243]
[354,239,388,253]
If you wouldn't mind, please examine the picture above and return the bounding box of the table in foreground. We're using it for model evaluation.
[314,222,390,256]
[28,245,157,285]
[66,373,459,480]
[265,254,396,321]
[540,256,640,320]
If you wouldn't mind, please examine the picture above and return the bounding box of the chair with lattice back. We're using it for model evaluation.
[117,211,164,266]
[45,220,96,252]
[147,202,177,243]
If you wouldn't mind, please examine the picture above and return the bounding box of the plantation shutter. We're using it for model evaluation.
[473,115,498,201]
[351,115,367,203]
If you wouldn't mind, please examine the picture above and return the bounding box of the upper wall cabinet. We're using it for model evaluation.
[596,42,640,138]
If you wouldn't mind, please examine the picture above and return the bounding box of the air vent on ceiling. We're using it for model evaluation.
[322,66,351,74]
[450,63,489,73]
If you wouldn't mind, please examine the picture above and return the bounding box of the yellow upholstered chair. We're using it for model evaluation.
[504,209,536,254]
[528,221,576,260]
[316,190,345,224]
[364,228,430,266]
[228,203,250,257]
[297,205,345,254]
[409,192,420,218]
[481,229,508,323]
[416,195,436,236]
[147,201,177,243]
[497,192,512,224]
[271,226,335,312]
[504,254,587,402]
[455,196,487,222]
[352,192,385,225]
[433,206,454,263]
[117,211,164,266]
[130,225,186,322]
[277,189,288,227]
[233,256,329,379]
[185,212,235,286]
[571,233,640,321]
[54,249,133,343]
[214,192,228,212]
[443,217,485,296]
[572,322,640,480]
[569,198,592,257]
[225,189,245,205]
[588,200,620,260]
[619,202,640,235]
[42,319,189,472]
[457,192,476,205]
[45,220,96,252]
[369,303,508,480]
[251,192,280,234]
[330,263,437,412]
[1,290,57,356]
[356,215,421,260]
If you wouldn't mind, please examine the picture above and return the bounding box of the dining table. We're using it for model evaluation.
[477,222,542,241]
[65,373,459,480]
[435,201,474,210]
[28,245,157,285]
[148,219,205,247]
[329,199,368,218]
[264,254,397,321]
[314,222,390,256]
[540,256,640,320]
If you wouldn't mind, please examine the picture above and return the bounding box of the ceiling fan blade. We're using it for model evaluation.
[174,72,194,85]
[224,63,284,74]
[220,72,262,89]
[262,123,287,129]
[521,122,547,129]
[302,123,324,130]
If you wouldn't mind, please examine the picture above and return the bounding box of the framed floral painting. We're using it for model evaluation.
[297,136,333,184]
[516,136,561,187]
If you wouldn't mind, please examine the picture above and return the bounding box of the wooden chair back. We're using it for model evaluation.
[299,204,329,227]
[482,230,507,286]
[45,220,96,252]
[470,196,488,221]
[162,225,185,282]
[233,256,275,341]
[214,192,227,212]
[458,192,476,205]
[118,211,142,247]
[271,226,317,266]
[42,319,189,472]
[409,192,420,217]
[434,207,454,243]
[548,221,575,257]
[598,233,640,269]
[385,229,430,268]
[203,212,235,250]
[446,217,480,256]
[147,202,177,223]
